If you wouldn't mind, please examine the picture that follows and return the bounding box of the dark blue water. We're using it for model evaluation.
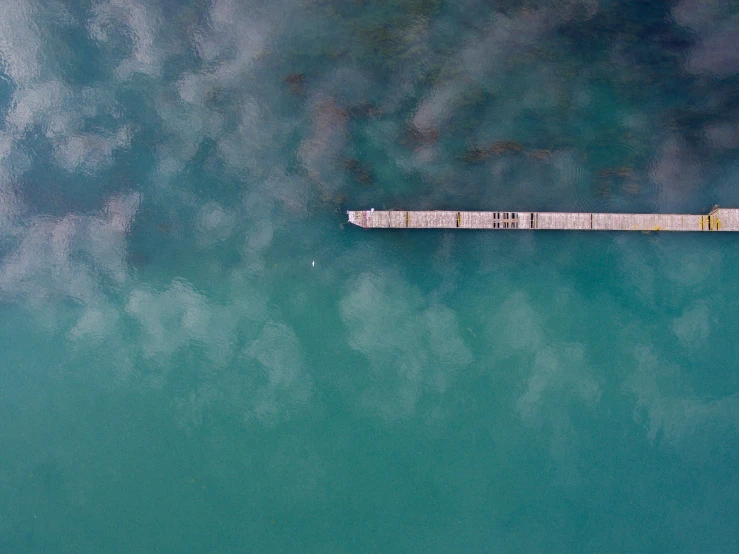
[2,0,739,551]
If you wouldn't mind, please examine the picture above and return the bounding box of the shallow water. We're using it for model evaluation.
[2,0,739,551]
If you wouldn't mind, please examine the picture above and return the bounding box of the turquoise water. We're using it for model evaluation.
[2,0,739,551]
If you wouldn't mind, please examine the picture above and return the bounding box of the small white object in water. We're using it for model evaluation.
[312,260,315,267]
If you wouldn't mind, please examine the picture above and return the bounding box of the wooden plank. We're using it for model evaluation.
[535,212,591,230]
[516,212,532,229]
[408,211,458,228]
[591,213,703,231]
[459,211,495,229]
[347,209,739,231]
[390,211,408,228]
[714,209,739,230]
[370,211,391,228]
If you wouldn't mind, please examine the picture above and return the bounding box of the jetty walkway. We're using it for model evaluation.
[348,208,739,232]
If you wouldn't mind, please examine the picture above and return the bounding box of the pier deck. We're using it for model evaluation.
[347,208,739,231]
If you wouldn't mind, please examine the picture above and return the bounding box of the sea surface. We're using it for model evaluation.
[1,0,739,552]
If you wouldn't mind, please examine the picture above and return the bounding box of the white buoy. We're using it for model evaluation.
[312,260,315,267]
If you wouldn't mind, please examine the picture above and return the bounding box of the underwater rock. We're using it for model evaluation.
[343,158,373,185]
[347,101,382,119]
[528,149,552,160]
[284,73,306,95]
[597,166,633,178]
[404,125,441,147]
[461,140,524,162]
[128,251,150,267]
[488,140,524,155]
[205,86,227,109]
[298,97,349,186]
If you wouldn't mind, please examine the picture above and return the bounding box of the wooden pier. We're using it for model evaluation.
[347,208,739,232]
